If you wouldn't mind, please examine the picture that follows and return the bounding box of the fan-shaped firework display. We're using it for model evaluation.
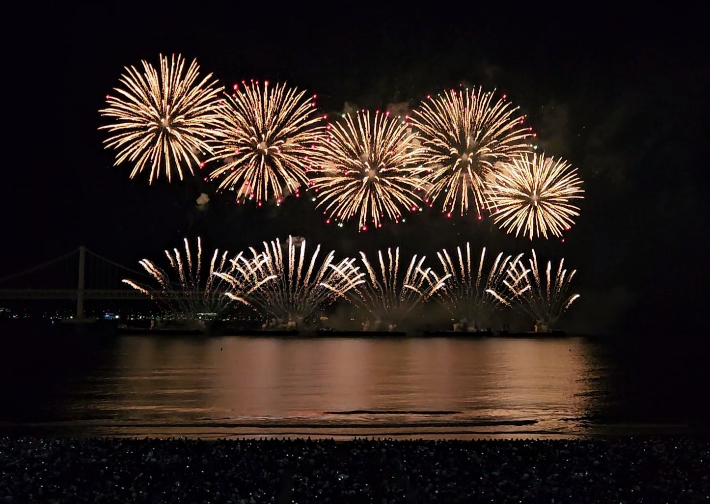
[209,81,323,205]
[223,236,363,327]
[101,54,589,331]
[487,153,584,239]
[431,244,520,330]
[489,250,580,331]
[310,111,427,230]
[100,54,223,183]
[122,237,262,316]
[352,248,448,329]
[411,87,533,217]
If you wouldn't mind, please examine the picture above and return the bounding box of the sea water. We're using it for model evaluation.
[0,324,704,439]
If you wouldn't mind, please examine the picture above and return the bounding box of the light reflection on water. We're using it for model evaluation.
[42,336,603,439]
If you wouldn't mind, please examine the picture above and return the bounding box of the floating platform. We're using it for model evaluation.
[223,329,300,337]
[316,329,407,337]
[117,327,205,336]
[53,317,98,325]
[496,330,568,338]
[118,320,207,336]
[114,325,568,338]
[422,330,494,337]
[420,330,568,338]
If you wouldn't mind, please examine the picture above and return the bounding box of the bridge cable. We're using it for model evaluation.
[85,248,208,291]
[85,249,210,291]
[0,248,80,284]
[84,249,154,280]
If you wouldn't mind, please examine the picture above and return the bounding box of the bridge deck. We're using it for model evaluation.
[0,289,151,300]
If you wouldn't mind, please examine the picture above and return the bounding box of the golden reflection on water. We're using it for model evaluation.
[90,336,597,438]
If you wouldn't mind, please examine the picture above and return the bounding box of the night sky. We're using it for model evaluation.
[4,4,709,337]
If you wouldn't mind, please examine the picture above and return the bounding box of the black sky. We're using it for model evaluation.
[4,3,709,336]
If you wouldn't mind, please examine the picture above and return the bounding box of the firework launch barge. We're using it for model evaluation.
[421,330,567,338]
[218,329,567,338]
[117,319,207,336]
[116,322,567,338]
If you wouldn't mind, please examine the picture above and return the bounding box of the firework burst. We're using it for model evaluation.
[486,153,584,239]
[122,237,266,316]
[488,250,580,331]
[310,110,427,230]
[352,248,448,329]
[411,87,533,217]
[431,244,519,329]
[221,236,363,327]
[208,80,323,205]
[100,54,223,183]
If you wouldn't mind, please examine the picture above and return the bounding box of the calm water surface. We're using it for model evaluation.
[0,325,704,439]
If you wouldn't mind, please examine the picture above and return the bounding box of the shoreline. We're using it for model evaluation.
[1,318,587,337]
[1,436,708,503]
[0,420,699,441]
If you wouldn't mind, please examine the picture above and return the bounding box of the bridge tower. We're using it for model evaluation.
[0,245,152,318]
[77,245,86,320]
[63,245,95,323]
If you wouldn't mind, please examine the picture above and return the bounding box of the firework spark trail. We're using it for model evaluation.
[352,248,448,329]
[208,80,323,205]
[310,110,428,230]
[122,238,261,316]
[100,54,223,183]
[411,87,533,217]
[487,153,584,239]
[226,236,363,326]
[430,244,517,329]
[488,250,580,331]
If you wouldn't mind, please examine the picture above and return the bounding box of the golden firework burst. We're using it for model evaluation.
[100,54,223,183]
[411,87,533,217]
[487,153,584,239]
[208,80,323,205]
[310,110,427,231]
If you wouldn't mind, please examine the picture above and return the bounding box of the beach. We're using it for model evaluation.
[1,436,708,503]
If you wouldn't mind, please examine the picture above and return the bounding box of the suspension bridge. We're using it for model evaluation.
[0,247,152,320]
